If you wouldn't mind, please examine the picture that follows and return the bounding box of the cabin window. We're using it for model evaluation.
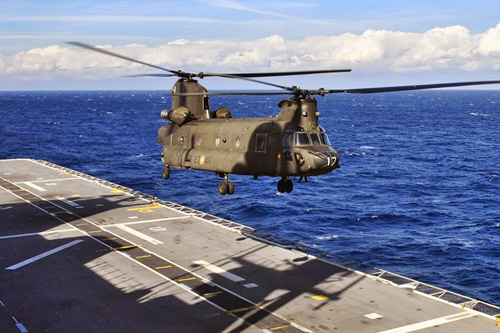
[294,132,310,146]
[255,133,267,153]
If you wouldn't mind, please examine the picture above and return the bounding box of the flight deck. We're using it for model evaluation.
[1,159,499,332]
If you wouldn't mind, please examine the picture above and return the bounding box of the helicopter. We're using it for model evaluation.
[68,42,500,195]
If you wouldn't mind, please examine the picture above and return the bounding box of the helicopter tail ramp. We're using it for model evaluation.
[1,159,498,332]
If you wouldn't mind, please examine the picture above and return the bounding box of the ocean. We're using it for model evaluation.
[1,89,499,306]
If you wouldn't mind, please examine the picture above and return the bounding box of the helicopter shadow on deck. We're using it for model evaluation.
[188,240,365,332]
[0,190,365,332]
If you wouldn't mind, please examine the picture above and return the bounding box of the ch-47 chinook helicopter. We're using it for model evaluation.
[68,42,500,195]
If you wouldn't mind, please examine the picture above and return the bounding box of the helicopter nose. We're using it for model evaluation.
[312,151,339,169]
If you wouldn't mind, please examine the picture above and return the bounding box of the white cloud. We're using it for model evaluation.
[2,24,500,82]
[478,23,500,57]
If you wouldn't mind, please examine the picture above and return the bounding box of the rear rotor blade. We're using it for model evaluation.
[202,72,296,92]
[171,91,293,96]
[124,73,176,78]
[324,80,500,94]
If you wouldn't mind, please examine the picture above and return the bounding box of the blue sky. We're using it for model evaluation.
[1,0,500,90]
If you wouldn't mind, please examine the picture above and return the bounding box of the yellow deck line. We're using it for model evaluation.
[136,255,151,259]
[270,324,290,331]
[155,265,173,270]
[112,245,139,250]
[178,277,196,282]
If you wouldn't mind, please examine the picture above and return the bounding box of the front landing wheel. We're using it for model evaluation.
[219,181,228,195]
[219,180,235,195]
[277,178,293,193]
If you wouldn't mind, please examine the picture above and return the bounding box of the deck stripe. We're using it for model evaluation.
[115,224,164,245]
[5,239,83,270]
[379,312,474,333]
[24,181,47,192]
[193,260,245,282]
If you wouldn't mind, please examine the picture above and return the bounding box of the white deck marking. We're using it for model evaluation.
[193,260,245,282]
[24,182,47,192]
[55,196,84,209]
[0,299,28,332]
[5,239,83,270]
[105,216,189,227]
[243,283,259,288]
[0,229,77,240]
[16,323,28,333]
[149,226,167,232]
[115,225,164,245]
[365,313,383,320]
[379,312,474,333]
[15,177,79,184]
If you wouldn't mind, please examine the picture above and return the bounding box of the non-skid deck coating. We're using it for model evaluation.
[0,159,498,332]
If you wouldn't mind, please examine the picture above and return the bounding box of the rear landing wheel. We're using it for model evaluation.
[162,167,170,180]
[277,178,293,193]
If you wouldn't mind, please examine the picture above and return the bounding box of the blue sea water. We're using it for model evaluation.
[1,90,499,306]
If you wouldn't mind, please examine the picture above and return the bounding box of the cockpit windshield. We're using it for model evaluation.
[288,130,331,146]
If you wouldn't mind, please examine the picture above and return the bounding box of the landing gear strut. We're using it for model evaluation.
[277,177,293,193]
[219,174,235,195]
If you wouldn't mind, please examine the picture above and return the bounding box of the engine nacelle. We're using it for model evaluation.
[161,106,191,126]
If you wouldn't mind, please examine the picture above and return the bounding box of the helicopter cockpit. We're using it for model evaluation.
[283,126,332,148]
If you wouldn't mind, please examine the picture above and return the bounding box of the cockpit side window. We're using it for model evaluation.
[320,132,331,145]
[294,132,311,146]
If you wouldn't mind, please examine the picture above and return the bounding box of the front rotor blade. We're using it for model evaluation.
[325,80,500,94]
[66,41,180,75]
[204,69,351,78]
[124,73,176,78]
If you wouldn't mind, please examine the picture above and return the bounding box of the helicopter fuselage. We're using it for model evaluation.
[158,116,339,178]
[157,93,340,194]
